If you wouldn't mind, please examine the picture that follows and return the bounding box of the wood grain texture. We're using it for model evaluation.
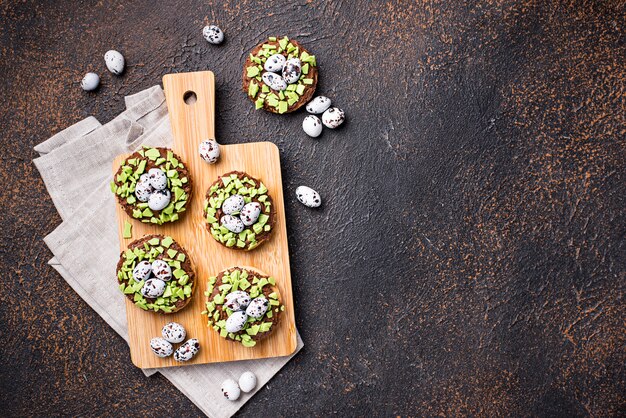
[114,71,297,368]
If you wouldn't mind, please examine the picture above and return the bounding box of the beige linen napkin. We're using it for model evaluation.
[34,85,303,418]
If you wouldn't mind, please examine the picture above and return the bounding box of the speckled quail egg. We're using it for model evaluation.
[151,259,172,281]
[302,115,323,138]
[173,338,200,362]
[306,96,332,114]
[148,189,171,211]
[148,168,168,190]
[240,202,261,226]
[245,296,269,319]
[132,260,152,282]
[321,107,345,129]
[295,185,321,208]
[202,25,224,45]
[81,72,100,91]
[221,378,241,401]
[161,322,186,344]
[264,53,286,73]
[198,139,220,164]
[221,214,245,233]
[104,50,125,75]
[262,72,287,91]
[238,371,257,393]
[225,311,248,333]
[134,181,154,202]
[150,337,173,358]
[281,58,302,84]
[141,278,166,298]
[225,291,251,311]
[221,194,245,215]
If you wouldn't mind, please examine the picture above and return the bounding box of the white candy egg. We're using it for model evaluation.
[225,291,251,311]
[245,296,269,319]
[141,278,166,298]
[281,58,302,84]
[151,259,172,281]
[221,378,241,401]
[240,202,262,226]
[132,260,152,282]
[199,140,220,164]
[262,72,287,91]
[174,338,200,362]
[295,185,322,208]
[150,337,173,358]
[148,189,171,211]
[81,72,100,91]
[134,181,154,202]
[202,25,224,45]
[321,107,345,129]
[162,322,186,344]
[221,215,245,233]
[238,371,257,393]
[225,311,248,333]
[104,50,125,75]
[306,96,332,114]
[148,168,167,190]
[221,195,245,215]
[264,53,286,73]
[302,115,323,138]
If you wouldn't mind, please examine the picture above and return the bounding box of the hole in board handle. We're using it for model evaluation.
[183,91,197,105]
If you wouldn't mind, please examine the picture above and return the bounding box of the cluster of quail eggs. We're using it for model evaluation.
[134,168,172,212]
[150,322,200,362]
[132,256,173,299]
[219,194,263,234]
[302,95,345,137]
[80,50,125,91]
[223,290,270,333]
[221,372,257,401]
[262,53,302,92]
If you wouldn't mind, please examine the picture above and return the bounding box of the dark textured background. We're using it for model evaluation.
[1,0,624,416]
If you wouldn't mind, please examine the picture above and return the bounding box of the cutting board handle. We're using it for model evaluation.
[163,71,217,147]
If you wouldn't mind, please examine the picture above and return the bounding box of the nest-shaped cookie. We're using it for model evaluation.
[202,267,284,347]
[111,146,192,225]
[204,171,276,251]
[242,36,318,114]
[116,235,195,314]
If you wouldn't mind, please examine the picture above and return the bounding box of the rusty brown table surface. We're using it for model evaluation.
[1,1,624,416]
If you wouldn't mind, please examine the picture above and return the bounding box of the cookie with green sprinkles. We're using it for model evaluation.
[111,146,192,225]
[202,267,284,347]
[116,234,195,314]
[204,171,276,251]
[242,36,318,114]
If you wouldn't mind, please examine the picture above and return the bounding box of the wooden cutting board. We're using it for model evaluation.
[112,71,297,368]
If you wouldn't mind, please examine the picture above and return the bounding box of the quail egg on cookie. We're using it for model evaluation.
[225,291,251,311]
[132,260,152,282]
[281,58,302,84]
[225,311,248,333]
[222,194,245,215]
[141,278,166,298]
[134,181,154,202]
[221,215,245,233]
[245,296,269,319]
[264,53,286,73]
[262,72,287,91]
[240,202,261,226]
[151,259,172,281]
[148,168,168,190]
[150,337,173,358]
[162,322,186,344]
[148,189,171,211]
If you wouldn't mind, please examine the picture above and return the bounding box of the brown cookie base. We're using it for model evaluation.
[204,171,276,251]
[113,147,192,224]
[116,234,195,314]
[242,37,318,114]
[206,267,283,344]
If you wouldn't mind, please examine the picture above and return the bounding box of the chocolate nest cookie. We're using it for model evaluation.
[204,171,276,251]
[116,234,195,314]
[202,267,284,347]
[242,36,318,114]
[111,146,192,225]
